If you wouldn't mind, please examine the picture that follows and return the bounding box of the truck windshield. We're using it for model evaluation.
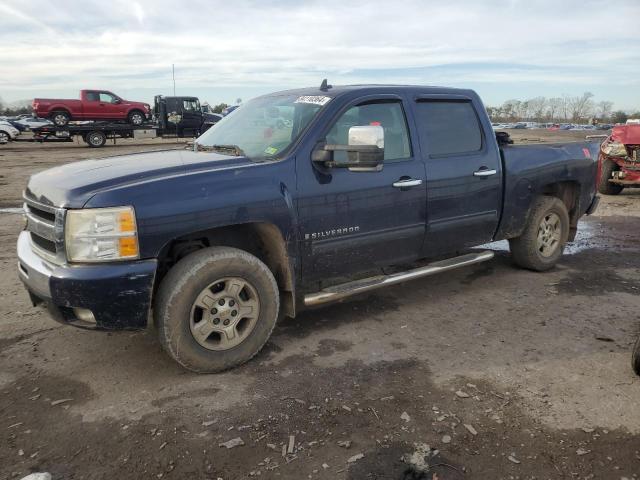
[196,94,329,160]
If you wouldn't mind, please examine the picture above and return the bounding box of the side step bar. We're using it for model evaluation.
[304,250,495,307]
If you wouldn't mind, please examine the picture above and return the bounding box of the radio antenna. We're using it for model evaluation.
[320,78,332,92]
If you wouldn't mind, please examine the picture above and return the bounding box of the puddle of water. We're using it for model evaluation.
[479,221,598,255]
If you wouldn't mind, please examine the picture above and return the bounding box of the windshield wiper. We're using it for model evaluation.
[194,143,246,157]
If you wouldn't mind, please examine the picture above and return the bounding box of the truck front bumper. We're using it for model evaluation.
[17,231,157,330]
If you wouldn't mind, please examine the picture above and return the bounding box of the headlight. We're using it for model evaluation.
[65,206,139,262]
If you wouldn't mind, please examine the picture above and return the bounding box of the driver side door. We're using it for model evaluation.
[297,96,427,284]
[99,92,124,119]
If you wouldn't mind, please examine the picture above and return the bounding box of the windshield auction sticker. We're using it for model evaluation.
[294,95,332,106]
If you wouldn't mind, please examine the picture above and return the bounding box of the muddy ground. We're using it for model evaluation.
[1,134,639,480]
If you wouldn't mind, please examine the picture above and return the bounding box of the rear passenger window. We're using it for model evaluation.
[415,101,482,156]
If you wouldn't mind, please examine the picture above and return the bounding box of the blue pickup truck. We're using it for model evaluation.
[17,83,600,372]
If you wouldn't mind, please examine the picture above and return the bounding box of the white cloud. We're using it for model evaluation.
[0,0,638,108]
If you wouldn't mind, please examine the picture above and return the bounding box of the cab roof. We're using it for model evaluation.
[264,83,478,100]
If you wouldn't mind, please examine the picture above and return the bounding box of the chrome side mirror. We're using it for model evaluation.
[312,125,385,172]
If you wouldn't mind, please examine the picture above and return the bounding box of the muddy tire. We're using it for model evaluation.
[598,159,624,195]
[632,335,640,376]
[509,196,569,272]
[154,247,279,373]
[50,111,70,127]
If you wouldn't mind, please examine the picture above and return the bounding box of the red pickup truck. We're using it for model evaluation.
[32,90,151,127]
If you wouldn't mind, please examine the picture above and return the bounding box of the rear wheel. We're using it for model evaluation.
[509,196,570,271]
[50,111,70,127]
[598,159,624,195]
[0,131,9,144]
[128,110,145,126]
[85,130,106,148]
[155,247,280,373]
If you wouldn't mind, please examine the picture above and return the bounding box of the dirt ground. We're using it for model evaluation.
[1,133,639,480]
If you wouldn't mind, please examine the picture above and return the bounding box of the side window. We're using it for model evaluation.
[326,101,411,162]
[85,92,99,102]
[415,101,482,156]
[183,99,200,112]
[99,92,116,103]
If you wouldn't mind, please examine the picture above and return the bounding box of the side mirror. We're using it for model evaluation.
[113,99,122,104]
[312,125,384,172]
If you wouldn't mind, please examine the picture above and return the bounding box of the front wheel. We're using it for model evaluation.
[154,247,280,373]
[509,196,570,271]
[128,110,145,126]
[0,131,9,144]
[598,159,624,195]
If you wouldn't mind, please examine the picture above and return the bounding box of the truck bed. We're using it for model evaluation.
[496,141,600,239]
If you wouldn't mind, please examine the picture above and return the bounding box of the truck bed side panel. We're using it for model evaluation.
[495,142,599,240]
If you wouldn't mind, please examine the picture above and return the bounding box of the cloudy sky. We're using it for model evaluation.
[1,0,639,110]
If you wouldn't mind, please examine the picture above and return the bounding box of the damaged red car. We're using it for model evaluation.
[598,124,640,194]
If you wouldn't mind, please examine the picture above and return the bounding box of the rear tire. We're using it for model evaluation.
[128,110,145,126]
[0,131,9,144]
[50,111,70,127]
[154,247,280,373]
[633,334,640,376]
[509,196,570,271]
[85,130,106,148]
[598,159,624,195]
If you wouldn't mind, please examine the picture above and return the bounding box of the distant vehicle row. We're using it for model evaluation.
[492,122,613,131]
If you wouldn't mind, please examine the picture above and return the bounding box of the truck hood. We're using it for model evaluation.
[24,149,254,208]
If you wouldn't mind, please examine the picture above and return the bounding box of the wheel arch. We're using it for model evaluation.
[48,107,71,117]
[127,107,145,117]
[154,222,296,317]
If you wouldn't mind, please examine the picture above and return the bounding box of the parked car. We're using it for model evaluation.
[32,90,151,127]
[598,124,640,195]
[17,83,600,372]
[14,117,52,130]
[6,120,28,132]
[0,121,20,143]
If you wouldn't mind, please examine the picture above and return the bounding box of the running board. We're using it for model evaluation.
[304,250,495,307]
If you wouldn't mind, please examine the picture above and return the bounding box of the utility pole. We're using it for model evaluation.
[172,64,176,96]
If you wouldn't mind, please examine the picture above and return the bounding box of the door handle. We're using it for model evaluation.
[473,169,497,177]
[392,178,423,188]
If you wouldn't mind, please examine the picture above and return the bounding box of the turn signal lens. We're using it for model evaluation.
[118,237,139,257]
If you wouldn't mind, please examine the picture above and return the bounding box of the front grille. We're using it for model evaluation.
[26,203,56,223]
[23,196,65,264]
[31,233,56,254]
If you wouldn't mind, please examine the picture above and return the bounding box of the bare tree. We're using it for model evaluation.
[527,97,547,121]
[0,95,4,114]
[546,97,563,121]
[596,101,613,120]
[569,92,594,121]
[501,99,521,121]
